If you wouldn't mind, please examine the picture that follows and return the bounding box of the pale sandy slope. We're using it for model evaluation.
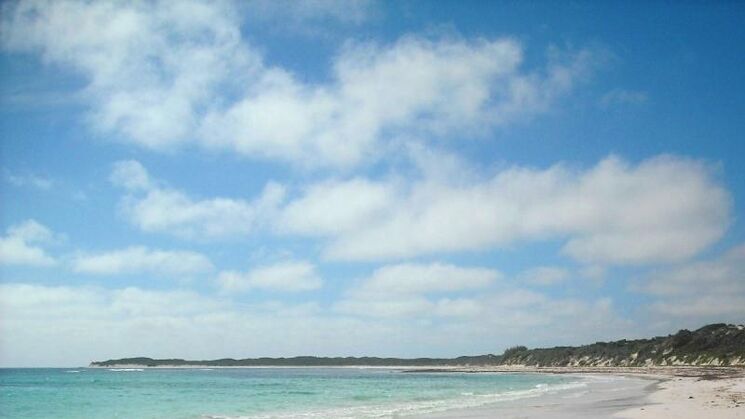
[615,375,745,418]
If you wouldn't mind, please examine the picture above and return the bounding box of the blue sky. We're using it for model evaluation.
[1,0,744,367]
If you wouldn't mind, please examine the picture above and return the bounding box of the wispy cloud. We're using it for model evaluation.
[635,244,745,322]
[517,266,570,286]
[246,0,377,26]
[335,262,499,319]
[4,170,54,190]
[217,260,323,293]
[110,160,285,239]
[0,281,632,366]
[72,246,214,277]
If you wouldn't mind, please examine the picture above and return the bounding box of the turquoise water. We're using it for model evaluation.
[0,368,583,418]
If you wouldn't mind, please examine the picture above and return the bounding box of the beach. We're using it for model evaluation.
[2,366,743,418]
[418,373,653,418]
[416,366,745,418]
[80,364,745,418]
[616,372,745,418]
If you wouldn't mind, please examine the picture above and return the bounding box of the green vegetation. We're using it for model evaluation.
[90,323,745,368]
[499,323,745,367]
[501,346,528,358]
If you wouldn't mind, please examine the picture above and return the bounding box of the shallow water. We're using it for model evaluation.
[0,368,585,418]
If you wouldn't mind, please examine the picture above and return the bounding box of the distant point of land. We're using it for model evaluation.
[91,323,745,368]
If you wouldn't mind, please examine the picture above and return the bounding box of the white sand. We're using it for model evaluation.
[413,367,745,418]
[615,375,745,418]
[417,374,655,418]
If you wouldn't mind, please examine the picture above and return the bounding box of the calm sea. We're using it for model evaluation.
[0,367,585,418]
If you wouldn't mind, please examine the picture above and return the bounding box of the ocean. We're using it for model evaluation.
[0,367,587,418]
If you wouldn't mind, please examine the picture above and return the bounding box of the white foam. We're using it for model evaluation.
[205,380,589,419]
[108,368,144,372]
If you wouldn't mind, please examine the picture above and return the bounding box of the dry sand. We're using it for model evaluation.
[415,366,745,418]
[615,371,745,418]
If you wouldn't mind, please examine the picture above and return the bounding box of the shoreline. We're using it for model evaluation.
[86,364,745,418]
[16,365,745,417]
[413,366,745,418]
[415,373,658,419]
[614,371,745,418]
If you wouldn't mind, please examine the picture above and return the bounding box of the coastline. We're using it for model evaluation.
[416,373,657,419]
[413,366,745,418]
[88,364,745,417]
[615,372,745,418]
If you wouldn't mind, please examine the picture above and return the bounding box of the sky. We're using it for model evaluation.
[1,0,744,367]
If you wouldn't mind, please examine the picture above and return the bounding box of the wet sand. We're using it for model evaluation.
[412,366,745,418]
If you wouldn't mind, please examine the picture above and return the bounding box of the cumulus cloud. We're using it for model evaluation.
[200,37,595,167]
[72,246,214,277]
[109,155,730,265]
[335,263,499,318]
[355,263,499,296]
[111,160,285,239]
[217,260,323,292]
[636,244,745,322]
[110,160,153,191]
[2,0,597,167]
[334,264,631,349]
[280,155,730,265]
[0,281,633,366]
[0,220,58,266]
[1,0,257,148]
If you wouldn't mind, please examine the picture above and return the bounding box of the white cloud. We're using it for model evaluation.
[517,266,570,286]
[650,295,745,319]
[2,0,257,149]
[110,160,152,191]
[0,220,58,266]
[579,265,607,283]
[2,0,597,168]
[640,244,745,297]
[335,262,498,318]
[72,246,214,277]
[112,160,285,239]
[335,296,486,319]
[281,178,397,235]
[636,244,745,322]
[246,0,376,26]
[356,263,499,296]
[4,171,53,190]
[201,37,595,167]
[333,263,631,347]
[110,155,731,265]
[335,297,436,318]
[0,281,634,366]
[281,155,730,265]
[217,260,322,292]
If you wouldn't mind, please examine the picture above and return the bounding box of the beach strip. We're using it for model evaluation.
[615,374,745,418]
[414,366,745,418]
